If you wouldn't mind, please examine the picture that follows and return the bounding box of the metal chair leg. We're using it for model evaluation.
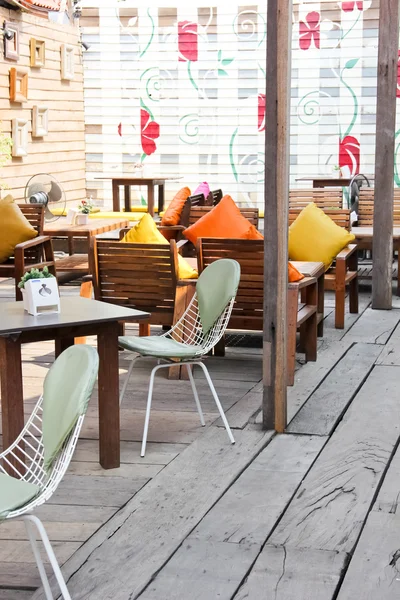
[119,356,139,406]
[186,364,205,426]
[141,363,165,457]
[24,514,72,600]
[197,362,235,444]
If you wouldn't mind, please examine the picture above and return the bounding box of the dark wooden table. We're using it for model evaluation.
[296,176,374,188]
[0,297,149,471]
[94,175,182,216]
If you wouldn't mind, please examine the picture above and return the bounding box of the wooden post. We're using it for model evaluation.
[263,0,292,431]
[372,0,400,309]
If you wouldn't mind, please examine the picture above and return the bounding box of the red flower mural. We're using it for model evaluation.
[299,12,320,50]
[339,136,360,176]
[141,109,160,156]
[117,123,122,137]
[258,94,266,132]
[342,1,363,11]
[397,50,400,98]
[178,21,198,62]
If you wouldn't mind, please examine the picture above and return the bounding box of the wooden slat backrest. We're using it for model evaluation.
[18,204,45,234]
[289,189,343,210]
[289,208,351,231]
[358,188,400,225]
[91,239,179,325]
[197,238,264,330]
[189,206,259,228]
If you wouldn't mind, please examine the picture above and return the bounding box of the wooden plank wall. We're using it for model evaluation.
[0,8,86,205]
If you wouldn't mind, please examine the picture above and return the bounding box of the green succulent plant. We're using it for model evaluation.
[18,266,54,289]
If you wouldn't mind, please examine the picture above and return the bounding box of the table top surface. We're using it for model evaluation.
[352,226,400,238]
[94,174,183,182]
[296,176,374,184]
[0,297,149,335]
[44,217,130,236]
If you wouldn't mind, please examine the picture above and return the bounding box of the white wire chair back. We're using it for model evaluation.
[0,395,85,520]
[163,292,235,358]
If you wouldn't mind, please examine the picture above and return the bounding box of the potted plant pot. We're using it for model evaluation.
[76,213,89,225]
[21,288,29,311]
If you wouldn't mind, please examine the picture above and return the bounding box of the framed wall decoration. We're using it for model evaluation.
[3,22,20,61]
[12,118,28,157]
[9,68,28,103]
[32,105,48,138]
[30,38,45,67]
[60,44,74,80]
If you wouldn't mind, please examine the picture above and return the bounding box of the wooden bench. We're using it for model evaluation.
[289,188,343,210]
[197,238,318,385]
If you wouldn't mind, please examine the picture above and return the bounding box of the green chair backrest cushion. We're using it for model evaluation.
[196,259,241,334]
[42,345,99,471]
[0,474,40,520]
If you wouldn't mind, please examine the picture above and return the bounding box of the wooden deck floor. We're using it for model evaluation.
[1,278,400,599]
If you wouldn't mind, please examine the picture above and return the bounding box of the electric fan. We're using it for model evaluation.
[24,174,67,222]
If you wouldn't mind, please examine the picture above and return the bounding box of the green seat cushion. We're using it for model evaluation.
[118,336,202,359]
[0,473,40,520]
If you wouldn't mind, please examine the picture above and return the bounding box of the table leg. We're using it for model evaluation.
[147,184,155,216]
[124,185,131,213]
[0,337,24,475]
[67,237,75,256]
[158,184,165,214]
[55,337,75,359]
[97,322,120,469]
[112,180,120,212]
[317,273,325,337]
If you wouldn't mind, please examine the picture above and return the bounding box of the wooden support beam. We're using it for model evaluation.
[263,0,292,431]
[372,0,400,309]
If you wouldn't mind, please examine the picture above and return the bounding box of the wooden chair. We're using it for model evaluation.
[357,188,400,226]
[197,238,318,385]
[90,238,190,337]
[0,204,56,300]
[289,188,343,210]
[289,208,357,329]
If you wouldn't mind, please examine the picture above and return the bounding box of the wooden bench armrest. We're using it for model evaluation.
[14,235,52,252]
[288,276,316,290]
[336,243,358,261]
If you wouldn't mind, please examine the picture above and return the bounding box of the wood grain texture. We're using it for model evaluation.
[372,0,400,308]
[287,342,381,435]
[271,366,400,553]
[235,546,347,600]
[342,308,400,344]
[336,512,400,600]
[31,427,272,600]
[0,7,85,204]
[263,0,292,430]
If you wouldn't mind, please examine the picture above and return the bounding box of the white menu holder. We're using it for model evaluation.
[66,208,78,224]
[24,278,61,316]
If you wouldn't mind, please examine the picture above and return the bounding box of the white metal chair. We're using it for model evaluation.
[119,258,241,457]
[0,344,99,600]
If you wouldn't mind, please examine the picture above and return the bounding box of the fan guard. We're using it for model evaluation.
[24,174,67,222]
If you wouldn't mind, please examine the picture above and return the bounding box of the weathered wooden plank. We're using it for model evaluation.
[373,444,400,514]
[287,340,353,422]
[0,591,33,600]
[0,562,47,589]
[67,460,163,479]
[49,475,149,507]
[234,546,347,600]
[372,0,399,308]
[0,521,101,543]
[375,321,400,366]
[140,540,258,600]
[263,0,292,431]
[73,439,187,465]
[138,435,325,600]
[287,343,382,435]
[0,540,80,564]
[215,389,262,429]
[342,308,400,345]
[31,427,273,600]
[337,512,400,599]
[271,366,400,553]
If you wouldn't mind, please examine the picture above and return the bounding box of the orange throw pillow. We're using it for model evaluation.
[161,187,191,226]
[184,195,262,245]
[288,262,304,282]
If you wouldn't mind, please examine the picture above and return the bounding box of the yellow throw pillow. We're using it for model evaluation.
[121,213,198,280]
[288,202,355,270]
[0,195,38,264]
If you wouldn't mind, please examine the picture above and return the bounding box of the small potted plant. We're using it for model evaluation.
[76,198,94,225]
[19,267,55,310]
